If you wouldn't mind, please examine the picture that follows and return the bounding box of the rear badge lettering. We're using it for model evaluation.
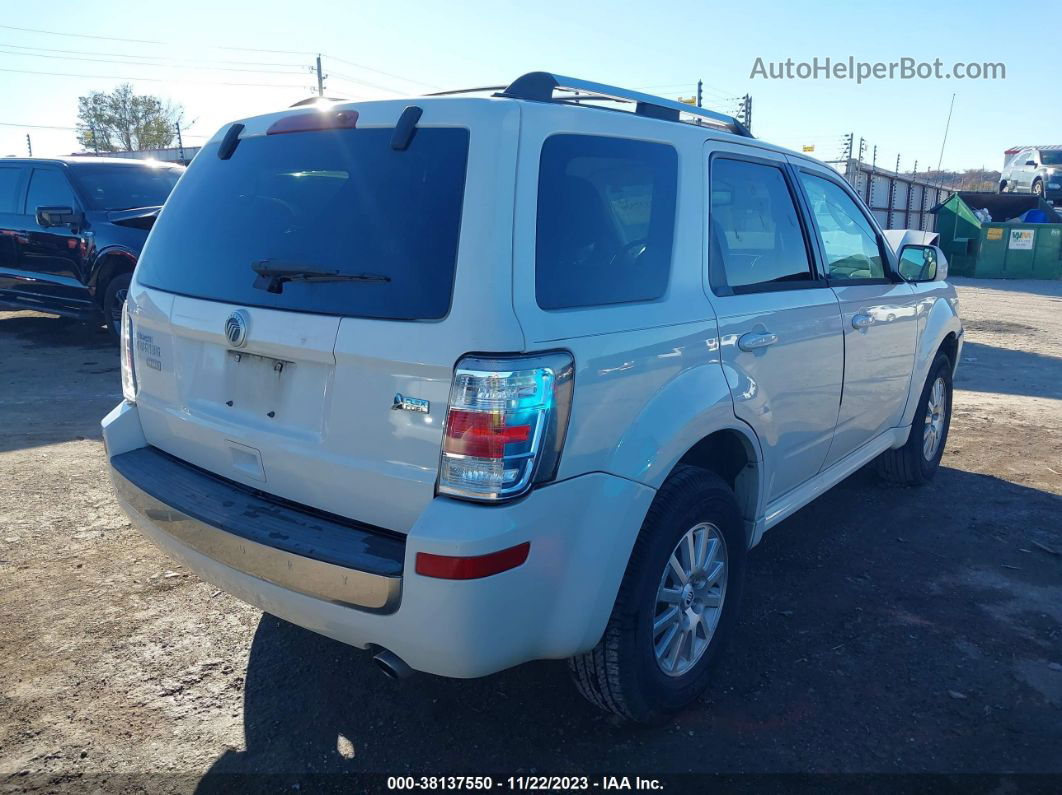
[136,332,163,371]
[392,393,429,414]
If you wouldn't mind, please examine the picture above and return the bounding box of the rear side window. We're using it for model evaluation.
[0,167,22,213]
[536,134,677,310]
[137,127,469,320]
[26,169,76,213]
[709,158,813,292]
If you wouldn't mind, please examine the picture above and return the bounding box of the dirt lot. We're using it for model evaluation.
[1,278,1060,789]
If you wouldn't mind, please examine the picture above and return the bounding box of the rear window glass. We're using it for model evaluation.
[137,127,469,320]
[536,134,677,310]
[68,164,182,210]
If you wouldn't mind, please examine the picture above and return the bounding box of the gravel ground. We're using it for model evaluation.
[1,279,1060,789]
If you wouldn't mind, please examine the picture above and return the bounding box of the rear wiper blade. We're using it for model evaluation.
[251,260,390,293]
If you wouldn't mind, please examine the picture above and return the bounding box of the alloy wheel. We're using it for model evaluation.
[923,376,947,461]
[653,522,728,677]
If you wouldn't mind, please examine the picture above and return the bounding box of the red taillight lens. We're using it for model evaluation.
[266,110,359,135]
[443,410,531,458]
[437,353,574,501]
[415,542,530,580]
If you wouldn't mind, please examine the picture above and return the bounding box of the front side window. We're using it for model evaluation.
[1039,151,1062,166]
[536,134,677,310]
[799,172,885,280]
[26,169,76,214]
[709,158,813,292]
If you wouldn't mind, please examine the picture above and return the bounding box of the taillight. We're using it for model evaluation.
[438,352,574,501]
[120,300,137,403]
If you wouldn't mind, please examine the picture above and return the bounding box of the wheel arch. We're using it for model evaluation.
[89,247,138,304]
[672,428,762,546]
[899,293,963,429]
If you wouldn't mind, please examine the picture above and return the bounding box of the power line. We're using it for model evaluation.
[327,69,406,95]
[323,54,441,90]
[0,41,305,69]
[0,121,76,130]
[0,23,163,45]
[0,47,306,75]
[0,23,439,95]
[0,65,308,89]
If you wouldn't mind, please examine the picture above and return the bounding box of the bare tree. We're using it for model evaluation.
[76,84,184,152]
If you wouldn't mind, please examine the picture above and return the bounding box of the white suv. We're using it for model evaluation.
[103,72,963,723]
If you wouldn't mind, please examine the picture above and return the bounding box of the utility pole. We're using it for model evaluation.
[696,79,702,108]
[315,54,325,97]
[175,121,185,164]
[26,134,31,157]
[741,94,752,133]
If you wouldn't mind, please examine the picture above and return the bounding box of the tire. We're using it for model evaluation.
[876,352,953,485]
[568,466,746,724]
[102,272,132,341]
[1033,179,1044,198]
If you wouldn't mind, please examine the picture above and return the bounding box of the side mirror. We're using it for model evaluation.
[35,206,82,228]
[898,244,948,282]
[1026,160,1038,167]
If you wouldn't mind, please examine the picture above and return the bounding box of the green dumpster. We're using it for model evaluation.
[932,192,1062,279]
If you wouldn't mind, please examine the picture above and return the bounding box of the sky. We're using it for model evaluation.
[0,0,1057,172]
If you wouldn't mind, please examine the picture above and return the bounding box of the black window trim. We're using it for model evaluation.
[707,150,826,297]
[535,131,680,312]
[23,166,82,218]
[793,165,899,287]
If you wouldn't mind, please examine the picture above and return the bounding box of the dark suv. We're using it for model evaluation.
[0,156,183,338]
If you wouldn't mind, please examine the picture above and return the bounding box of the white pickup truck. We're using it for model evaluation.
[103,72,963,723]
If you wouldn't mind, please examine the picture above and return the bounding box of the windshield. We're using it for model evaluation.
[136,126,469,320]
[68,164,182,210]
[1039,151,1062,166]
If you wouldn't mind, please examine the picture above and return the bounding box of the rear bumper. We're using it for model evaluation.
[110,447,404,612]
[103,401,655,678]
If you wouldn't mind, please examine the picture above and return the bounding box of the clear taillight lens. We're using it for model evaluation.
[120,300,137,403]
[438,352,574,501]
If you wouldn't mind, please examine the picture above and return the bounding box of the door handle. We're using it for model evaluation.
[851,312,872,330]
[738,331,779,351]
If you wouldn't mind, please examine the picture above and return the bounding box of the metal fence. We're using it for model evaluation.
[78,146,200,166]
[832,158,951,232]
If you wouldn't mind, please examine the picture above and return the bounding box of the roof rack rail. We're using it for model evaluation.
[425,85,507,97]
[495,72,753,137]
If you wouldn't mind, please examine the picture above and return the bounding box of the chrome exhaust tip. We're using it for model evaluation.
[372,648,413,680]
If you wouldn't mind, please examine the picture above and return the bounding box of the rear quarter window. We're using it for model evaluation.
[536,134,677,310]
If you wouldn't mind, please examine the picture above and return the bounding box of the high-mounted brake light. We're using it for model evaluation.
[120,300,137,403]
[438,352,574,501]
[266,110,359,135]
